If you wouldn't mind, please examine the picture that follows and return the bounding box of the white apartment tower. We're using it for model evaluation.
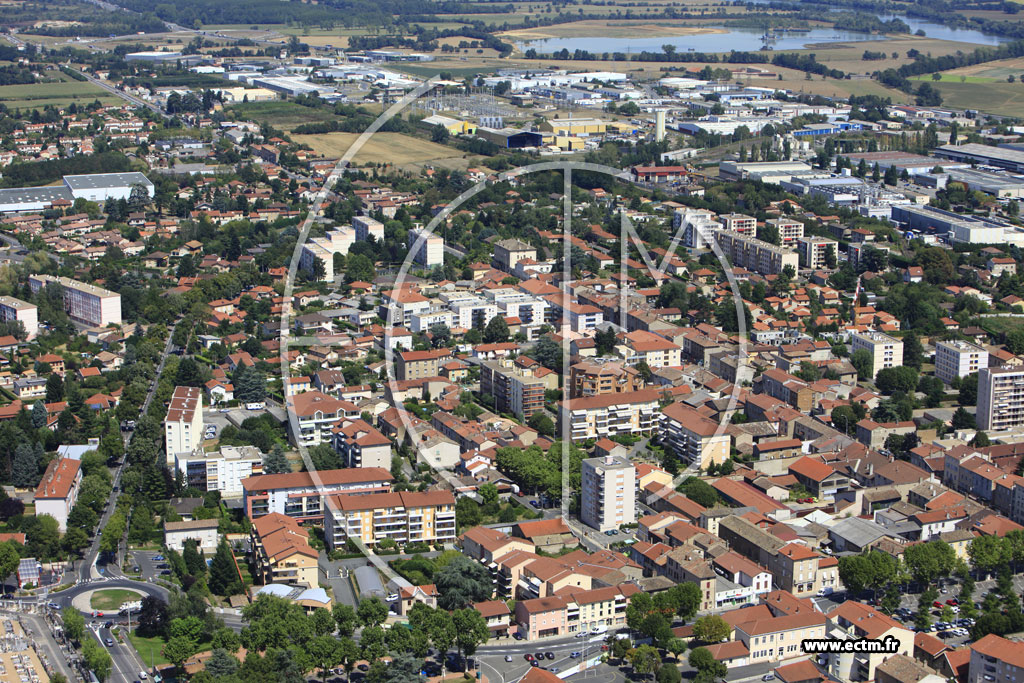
[0,296,38,339]
[164,386,204,466]
[28,275,121,328]
[935,340,988,384]
[978,366,1024,431]
[408,227,444,268]
[580,454,636,532]
[850,331,903,380]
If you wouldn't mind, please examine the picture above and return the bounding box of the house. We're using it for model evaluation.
[33,458,82,532]
[164,518,220,552]
[397,584,438,616]
[474,599,513,638]
[513,518,578,553]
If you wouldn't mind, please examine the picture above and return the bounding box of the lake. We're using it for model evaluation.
[516,10,1009,54]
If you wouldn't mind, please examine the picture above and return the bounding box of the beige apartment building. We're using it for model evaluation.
[936,340,989,384]
[29,274,121,328]
[480,357,558,418]
[850,331,904,380]
[323,490,456,550]
[969,634,1024,683]
[720,213,757,236]
[164,385,203,466]
[713,231,799,276]
[796,236,838,270]
[734,612,828,665]
[766,218,805,243]
[493,238,537,273]
[616,331,682,368]
[408,227,444,268]
[825,602,914,681]
[397,348,453,380]
[581,455,636,531]
[660,402,730,470]
[557,389,662,442]
[569,360,645,399]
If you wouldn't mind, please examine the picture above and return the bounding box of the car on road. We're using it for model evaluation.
[551,668,559,674]
[47,602,58,609]
[505,656,513,663]
[575,631,588,638]
[535,653,544,660]
[139,673,147,680]
[530,661,539,667]
[513,633,524,640]
[104,621,113,629]
[530,500,541,508]
[104,638,114,647]
[763,675,776,681]
[152,555,164,561]
[570,652,581,659]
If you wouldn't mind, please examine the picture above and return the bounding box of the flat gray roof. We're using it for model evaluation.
[938,143,1024,164]
[0,186,72,205]
[63,172,153,190]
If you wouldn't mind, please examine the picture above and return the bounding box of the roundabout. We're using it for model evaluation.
[55,579,169,616]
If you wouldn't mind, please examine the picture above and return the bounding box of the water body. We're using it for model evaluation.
[516,10,1009,54]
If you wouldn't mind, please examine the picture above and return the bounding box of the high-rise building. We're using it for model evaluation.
[408,227,444,268]
[580,454,636,532]
[936,340,989,384]
[323,490,456,550]
[164,386,203,466]
[796,236,838,270]
[0,296,37,339]
[299,227,355,281]
[660,402,730,471]
[978,366,1024,431]
[28,275,121,328]
[713,231,799,276]
[850,331,903,380]
[480,357,558,418]
[557,389,662,442]
[719,213,757,236]
[353,215,385,242]
[766,218,805,243]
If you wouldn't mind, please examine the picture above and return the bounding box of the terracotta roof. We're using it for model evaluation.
[34,458,80,499]
[166,385,201,423]
[972,634,1024,669]
[241,467,392,492]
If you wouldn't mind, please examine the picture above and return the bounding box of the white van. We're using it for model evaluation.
[245,402,265,410]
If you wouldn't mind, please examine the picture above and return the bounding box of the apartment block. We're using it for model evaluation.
[353,215,385,242]
[241,467,393,522]
[331,418,392,469]
[936,340,988,384]
[978,366,1024,431]
[720,213,757,236]
[796,236,837,270]
[675,208,723,249]
[175,445,263,497]
[660,402,730,470]
[379,288,431,328]
[734,611,827,665]
[969,634,1024,683]
[513,584,637,640]
[29,274,121,328]
[616,330,682,368]
[850,331,904,380]
[480,357,558,418]
[493,238,537,273]
[408,227,444,268]
[396,348,453,381]
[289,390,360,446]
[717,516,826,598]
[825,602,914,681]
[250,513,319,587]
[323,490,456,550]
[766,218,805,243]
[557,389,661,442]
[299,227,355,281]
[444,294,499,330]
[569,360,644,399]
[164,386,203,466]
[0,296,37,339]
[713,231,799,276]
[33,458,81,532]
[581,455,636,532]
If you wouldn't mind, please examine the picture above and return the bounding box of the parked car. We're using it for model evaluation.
[505,656,513,663]
[530,661,539,668]
[524,655,533,662]
[763,675,776,682]
[947,599,959,605]
[933,601,944,609]
[139,673,148,680]
[545,653,554,660]
[387,594,399,602]
[575,632,588,638]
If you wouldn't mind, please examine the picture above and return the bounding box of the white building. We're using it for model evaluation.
[935,340,988,384]
[63,172,154,202]
[175,445,263,497]
[448,297,498,330]
[978,366,1024,431]
[797,236,838,270]
[299,227,356,281]
[408,227,444,268]
[164,386,204,466]
[164,518,220,552]
[850,331,903,380]
[580,455,636,532]
[28,275,121,328]
[34,458,82,532]
[353,215,385,242]
[0,296,38,339]
[410,309,453,333]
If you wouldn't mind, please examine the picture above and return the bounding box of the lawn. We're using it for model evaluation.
[126,632,171,667]
[224,101,338,131]
[291,131,467,167]
[90,588,143,611]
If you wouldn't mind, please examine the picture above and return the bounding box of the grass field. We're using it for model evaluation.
[90,588,143,611]
[126,632,171,667]
[911,73,997,82]
[224,101,338,131]
[916,80,1024,116]
[981,316,1024,337]
[498,20,729,41]
[0,76,118,109]
[291,131,466,167]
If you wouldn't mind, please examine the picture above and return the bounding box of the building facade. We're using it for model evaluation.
[480,358,558,418]
[28,275,121,328]
[323,490,456,550]
[580,455,636,532]
[978,366,1024,431]
[164,386,203,466]
[936,340,989,384]
[850,331,904,380]
[0,296,38,340]
[408,227,444,268]
[241,468,393,522]
[557,389,661,442]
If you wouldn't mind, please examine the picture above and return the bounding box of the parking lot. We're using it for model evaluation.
[129,550,170,581]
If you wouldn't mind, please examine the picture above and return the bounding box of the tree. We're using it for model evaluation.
[306,635,342,683]
[175,357,204,388]
[483,315,509,344]
[82,638,113,681]
[209,539,242,596]
[45,373,63,402]
[680,477,718,507]
[428,608,456,669]
[692,615,730,643]
[952,406,976,429]
[311,607,335,637]
[0,540,19,589]
[850,348,874,381]
[359,625,387,661]
[165,635,198,670]
[689,647,726,679]
[970,535,1010,577]
[333,603,358,637]
[128,183,151,212]
[657,664,682,683]
[629,644,662,678]
[903,331,925,368]
[357,597,388,627]
[31,401,47,429]
[875,366,919,394]
[62,607,85,642]
[452,608,490,665]
[137,596,169,637]
[346,254,374,284]
[972,431,991,447]
[62,527,89,556]
[206,649,240,677]
[234,366,266,402]
[435,555,493,609]
[527,412,554,437]
[183,539,205,576]
[11,442,36,488]
[263,444,290,474]
[904,541,956,586]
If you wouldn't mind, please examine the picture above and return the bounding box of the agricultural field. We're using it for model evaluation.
[498,21,730,41]
[918,55,1024,81]
[0,76,118,109]
[910,80,1024,115]
[224,101,340,131]
[291,131,469,169]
